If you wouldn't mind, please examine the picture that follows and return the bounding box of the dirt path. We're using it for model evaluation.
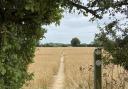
[50,54,65,89]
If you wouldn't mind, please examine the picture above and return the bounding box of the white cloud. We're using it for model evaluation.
[41,12,99,44]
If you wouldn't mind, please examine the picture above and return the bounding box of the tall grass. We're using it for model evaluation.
[23,48,62,89]
[102,64,128,89]
[64,61,128,89]
[23,47,128,89]
[64,47,94,89]
[63,47,128,89]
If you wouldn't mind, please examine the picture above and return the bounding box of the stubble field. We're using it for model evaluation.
[23,47,128,89]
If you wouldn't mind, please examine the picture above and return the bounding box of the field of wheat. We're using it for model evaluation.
[23,47,62,89]
[23,47,128,89]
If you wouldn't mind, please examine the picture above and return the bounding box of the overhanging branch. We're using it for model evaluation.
[68,0,102,19]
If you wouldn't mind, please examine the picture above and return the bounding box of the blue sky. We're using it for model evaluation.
[40,0,126,44]
[41,12,99,44]
[40,12,124,44]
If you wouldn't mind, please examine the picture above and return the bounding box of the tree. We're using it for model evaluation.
[91,38,102,47]
[63,0,128,70]
[71,37,81,47]
[1,0,128,88]
[0,0,63,89]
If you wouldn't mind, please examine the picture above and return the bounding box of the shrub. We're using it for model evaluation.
[0,0,63,89]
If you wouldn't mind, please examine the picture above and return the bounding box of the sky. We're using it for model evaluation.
[40,9,124,44]
[39,0,127,44]
[41,12,99,44]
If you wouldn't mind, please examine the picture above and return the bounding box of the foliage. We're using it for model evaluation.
[91,38,102,47]
[37,42,99,47]
[0,0,63,89]
[95,21,128,70]
[63,0,128,20]
[1,0,128,88]
[79,43,87,47]
[71,37,81,47]
[40,43,70,47]
[65,0,128,69]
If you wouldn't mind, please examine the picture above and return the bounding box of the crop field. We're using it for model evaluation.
[23,47,128,89]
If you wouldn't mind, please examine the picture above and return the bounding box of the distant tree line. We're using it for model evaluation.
[37,37,101,47]
[37,43,100,47]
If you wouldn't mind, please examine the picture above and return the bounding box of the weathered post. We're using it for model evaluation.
[94,48,102,89]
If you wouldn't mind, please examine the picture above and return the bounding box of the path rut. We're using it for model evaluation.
[50,55,65,89]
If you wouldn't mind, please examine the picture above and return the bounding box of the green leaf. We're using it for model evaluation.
[1,68,6,75]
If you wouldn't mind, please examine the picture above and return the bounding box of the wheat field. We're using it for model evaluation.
[23,47,62,89]
[23,47,128,89]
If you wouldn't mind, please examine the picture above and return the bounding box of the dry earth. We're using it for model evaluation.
[50,55,64,89]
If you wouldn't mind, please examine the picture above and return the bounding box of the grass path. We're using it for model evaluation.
[50,54,65,89]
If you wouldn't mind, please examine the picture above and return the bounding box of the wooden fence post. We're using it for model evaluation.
[94,48,102,89]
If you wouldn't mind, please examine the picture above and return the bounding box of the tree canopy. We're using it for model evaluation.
[0,0,128,89]
[0,0,63,89]
[63,0,128,70]
[71,37,81,47]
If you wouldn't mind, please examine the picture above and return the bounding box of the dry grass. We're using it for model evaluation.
[23,47,128,89]
[102,64,128,89]
[64,47,95,89]
[23,47,63,89]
